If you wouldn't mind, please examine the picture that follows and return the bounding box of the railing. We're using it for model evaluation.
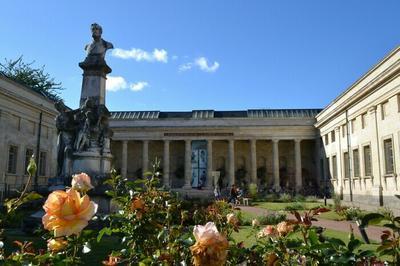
[0,173,50,202]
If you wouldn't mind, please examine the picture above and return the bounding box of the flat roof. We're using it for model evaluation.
[110,109,322,120]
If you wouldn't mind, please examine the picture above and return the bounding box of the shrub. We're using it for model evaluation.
[279,193,292,202]
[333,193,342,211]
[258,212,287,225]
[293,194,306,202]
[336,206,363,221]
[305,195,319,202]
[236,211,251,226]
[264,193,279,202]
[377,206,394,220]
[248,183,258,198]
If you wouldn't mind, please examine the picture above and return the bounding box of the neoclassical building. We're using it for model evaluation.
[316,46,400,210]
[1,43,399,208]
[0,75,58,196]
[109,109,322,195]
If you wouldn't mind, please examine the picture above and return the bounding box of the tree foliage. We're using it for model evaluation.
[0,56,63,102]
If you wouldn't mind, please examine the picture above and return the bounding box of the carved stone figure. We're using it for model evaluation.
[83,23,114,65]
[55,102,78,177]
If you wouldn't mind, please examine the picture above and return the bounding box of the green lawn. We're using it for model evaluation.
[231,225,379,251]
[253,201,325,211]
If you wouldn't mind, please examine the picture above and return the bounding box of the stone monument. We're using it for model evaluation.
[54,23,113,184]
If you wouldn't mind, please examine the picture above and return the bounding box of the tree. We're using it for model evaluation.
[0,56,63,102]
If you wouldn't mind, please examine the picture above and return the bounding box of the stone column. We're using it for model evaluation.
[228,139,235,186]
[314,137,322,185]
[369,106,383,205]
[121,140,128,178]
[163,140,170,188]
[250,139,257,184]
[183,140,192,189]
[294,139,302,192]
[272,139,280,191]
[336,126,343,197]
[142,140,149,174]
[207,139,213,188]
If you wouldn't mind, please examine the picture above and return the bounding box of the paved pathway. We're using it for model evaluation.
[240,206,384,242]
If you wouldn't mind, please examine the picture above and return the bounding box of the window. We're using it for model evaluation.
[353,149,360,178]
[363,145,372,177]
[25,148,34,175]
[331,130,335,142]
[351,119,356,134]
[384,139,394,174]
[326,157,330,179]
[381,101,388,120]
[320,158,324,180]
[39,151,47,176]
[332,155,337,179]
[7,145,18,174]
[325,134,329,145]
[361,113,367,129]
[344,152,350,179]
[397,94,400,113]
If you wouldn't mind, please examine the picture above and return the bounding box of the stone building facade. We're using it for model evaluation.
[0,76,58,194]
[315,46,400,210]
[109,109,322,196]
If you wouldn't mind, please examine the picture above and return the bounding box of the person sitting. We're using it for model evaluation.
[214,186,221,200]
[228,184,238,204]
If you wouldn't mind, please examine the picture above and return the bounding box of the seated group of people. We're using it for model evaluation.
[214,184,244,204]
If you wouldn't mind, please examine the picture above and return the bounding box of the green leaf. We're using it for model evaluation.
[360,213,384,227]
[308,230,319,246]
[325,237,346,248]
[97,227,112,242]
[347,238,361,252]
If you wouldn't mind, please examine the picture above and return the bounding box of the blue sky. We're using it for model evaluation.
[1,1,399,111]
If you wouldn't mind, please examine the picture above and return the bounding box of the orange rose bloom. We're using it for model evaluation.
[276,221,294,237]
[130,197,145,211]
[42,189,97,237]
[258,225,277,238]
[71,173,94,193]
[190,222,229,266]
[47,238,68,253]
[226,213,239,226]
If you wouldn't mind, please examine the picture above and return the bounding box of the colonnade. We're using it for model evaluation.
[119,138,320,192]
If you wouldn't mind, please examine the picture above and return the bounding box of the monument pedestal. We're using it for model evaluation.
[72,150,112,177]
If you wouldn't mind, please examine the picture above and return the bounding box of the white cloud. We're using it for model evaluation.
[112,48,168,63]
[106,76,128,92]
[178,62,193,72]
[195,57,220,72]
[179,57,220,73]
[130,81,149,92]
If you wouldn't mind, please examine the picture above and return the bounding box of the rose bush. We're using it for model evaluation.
[0,157,398,265]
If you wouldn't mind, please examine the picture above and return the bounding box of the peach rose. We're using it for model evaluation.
[258,225,276,238]
[226,213,239,226]
[130,197,145,211]
[42,189,97,237]
[276,221,294,237]
[47,238,68,253]
[71,173,94,193]
[102,255,121,265]
[190,222,229,266]
[252,218,260,228]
